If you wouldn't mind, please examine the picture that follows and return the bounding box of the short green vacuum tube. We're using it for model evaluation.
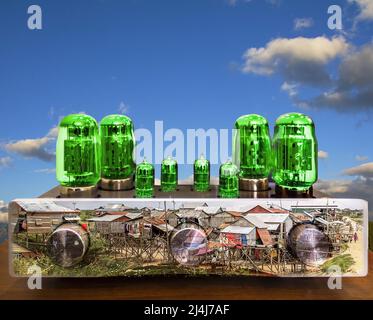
[161,156,178,192]
[219,160,239,198]
[135,159,154,198]
[193,154,210,192]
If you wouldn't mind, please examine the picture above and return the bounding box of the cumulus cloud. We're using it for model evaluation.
[318,150,329,159]
[315,179,353,194]
[0,157,12,167]
[241,36,373,112]
[301,44,373,111]
[316,162,373,219]
[350,0,373,21]
[242,36,349,86]
[343,162,373,178]
[0,212,8,223]
[294,18,314,30]
[316,177,373,219]
[4,127,57,162]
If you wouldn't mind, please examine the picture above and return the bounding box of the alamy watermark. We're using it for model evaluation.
[27,5,42,30]
[134,121,237,165]
[27,264,42,290]
[328,5,343,30]
[327,265,343,290]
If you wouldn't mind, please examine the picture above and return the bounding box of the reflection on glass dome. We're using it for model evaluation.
[287,224,332,267]
[170,228,208,266]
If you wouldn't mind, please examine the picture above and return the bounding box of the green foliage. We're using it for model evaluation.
[321,254,355,274]
[79,210,95,221]
[13,233,132,277]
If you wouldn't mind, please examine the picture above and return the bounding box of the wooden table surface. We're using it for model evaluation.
[0,241,372,300]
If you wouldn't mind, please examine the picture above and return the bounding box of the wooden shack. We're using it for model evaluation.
[16,200,80,235]
[88,214,129,235]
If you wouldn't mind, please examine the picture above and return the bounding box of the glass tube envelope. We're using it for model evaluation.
[56,114,101,188]
[234,114,272,180]
[272,113,318,192]
[100,114,136,181]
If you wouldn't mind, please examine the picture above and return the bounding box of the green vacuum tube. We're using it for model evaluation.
[56,114,101,194]
[219,160,239,198]
[272,113,318,192]
[135,159,154,198]
[161,156,178,192]
[193,154,210,192]
[234,114,272,191]
[99,114,136,190]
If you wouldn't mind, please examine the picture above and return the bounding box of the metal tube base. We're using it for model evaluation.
[59,185,98,198]
[239,177,269,192]
[100,176,134,191]
[275,185,314,198]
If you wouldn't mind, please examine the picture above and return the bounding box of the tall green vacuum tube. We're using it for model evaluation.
[219,160,239,198]
[234,114,272,191]
[272,112,318,195]
[193,154,210,192]
[161,156,178,192]
[100,114,136,191]
[56,114,101,196]
[135,159,154,198]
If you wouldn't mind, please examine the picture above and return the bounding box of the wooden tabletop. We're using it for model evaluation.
[0,241,372,300]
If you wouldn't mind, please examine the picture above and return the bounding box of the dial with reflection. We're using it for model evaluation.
[170,228,208,266]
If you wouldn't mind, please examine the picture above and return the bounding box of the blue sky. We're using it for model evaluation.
[0,0,372,211]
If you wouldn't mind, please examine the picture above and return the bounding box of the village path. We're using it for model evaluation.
[344,228,364,274]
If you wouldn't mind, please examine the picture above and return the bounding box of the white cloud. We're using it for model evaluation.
[0,157,12,167]
[356,155,369,162]
[281,82,298,97]
[350,0,373,21]
[343,162,373,178]
[0,212,8,223]
[294,18,314,30]
[118,101,130,115]
[318,150,329,159]
[315,177,373,219]
[242,36,373,112]
[4,127,57,162]
[242,36,349,85]
[315,179,352,194]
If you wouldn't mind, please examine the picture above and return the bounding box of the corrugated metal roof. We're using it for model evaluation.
[17,200,78,213]
[177,209,203,218]
[153,223,174,233]
[143,217,166,225]
[267,224,280,231]
[221,226,255,235]
[242,215,268,229]
[125,212,143,220]
[225,205,253,213]
[197,207,223,215]
[257,228,273,246]
[245,213,289,224]
[88,215,126,222]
